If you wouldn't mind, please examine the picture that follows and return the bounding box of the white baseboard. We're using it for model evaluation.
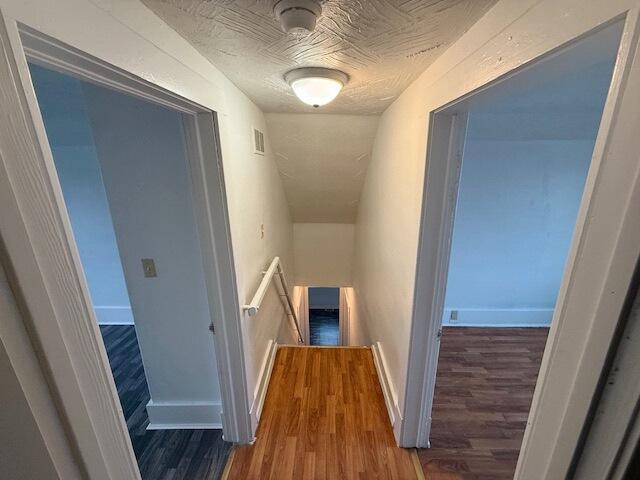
[250,339,278,434]
[146,400,223,430]
[442,308,553,327]
[94,306,134,325]
[371,342,402,443]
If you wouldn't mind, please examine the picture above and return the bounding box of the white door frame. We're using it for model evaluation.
[0,15,252,480]
[402,10,640,480]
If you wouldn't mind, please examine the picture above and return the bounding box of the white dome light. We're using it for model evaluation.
[285,68,349,108]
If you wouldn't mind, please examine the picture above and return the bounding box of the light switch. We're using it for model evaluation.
[141,258,157,277]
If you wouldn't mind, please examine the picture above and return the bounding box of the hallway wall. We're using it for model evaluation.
[352,0,633,445]
[293,223,354,287]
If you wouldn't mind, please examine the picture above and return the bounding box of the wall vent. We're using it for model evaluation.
[253,127,265,155]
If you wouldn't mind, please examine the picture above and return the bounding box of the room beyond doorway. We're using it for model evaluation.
[28,61,229,477]
[413,19,623,479]
[308,287,340,346]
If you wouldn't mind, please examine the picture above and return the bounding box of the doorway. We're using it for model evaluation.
[308,287,340,346]
[411,20,623,478]
[28,62,233,478]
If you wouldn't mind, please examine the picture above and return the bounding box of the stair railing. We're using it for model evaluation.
[242,257,304,344]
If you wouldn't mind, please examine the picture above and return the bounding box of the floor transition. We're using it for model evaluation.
[419,327,549,479]
[227,346,420,479]
[100,325,232,480]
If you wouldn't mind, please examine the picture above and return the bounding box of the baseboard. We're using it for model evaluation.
[442,308,553,327]
[94,306,134,325]
[250,339,278,433]
[146,400,223,430]
[371,342,402,443]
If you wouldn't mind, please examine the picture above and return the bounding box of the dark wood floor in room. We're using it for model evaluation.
[100,325,232,480]
[228,346,419,479]
[309,309,340,346]
[418,327,549,480]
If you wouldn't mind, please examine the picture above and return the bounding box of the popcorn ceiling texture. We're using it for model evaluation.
[141,0,497,114]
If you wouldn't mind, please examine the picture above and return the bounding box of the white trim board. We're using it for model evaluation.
[249,339,278,435]
[94,306,134,325]
[371,342,403,442]
[442,308,553,327]
[146,401,223,430]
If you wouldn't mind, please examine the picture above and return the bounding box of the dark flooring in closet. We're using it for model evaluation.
[100,325,232,480]
[309,308,340,346]
[418,327,549,479]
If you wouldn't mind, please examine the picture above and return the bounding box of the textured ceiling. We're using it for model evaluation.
[265,114,379,223]
[142,0,497,114]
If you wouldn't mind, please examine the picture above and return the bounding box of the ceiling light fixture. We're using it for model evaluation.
[284,67,349,108]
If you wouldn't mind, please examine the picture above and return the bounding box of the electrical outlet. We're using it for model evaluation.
[141,258,157,278]
[260,223,265,239]
[450,310,458,322]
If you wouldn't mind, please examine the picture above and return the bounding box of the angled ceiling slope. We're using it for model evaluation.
[266,114,379,223]
[142,0,497,114]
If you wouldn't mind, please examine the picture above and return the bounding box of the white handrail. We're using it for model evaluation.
[243,257,280,316]
[242,257,304,344]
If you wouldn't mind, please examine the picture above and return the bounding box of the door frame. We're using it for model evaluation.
[0,16,252,479]
[402,10,640,480]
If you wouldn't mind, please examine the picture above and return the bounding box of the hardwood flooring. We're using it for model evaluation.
[228,346,418,479]
[418,327,549,480]
[100,325,232,480]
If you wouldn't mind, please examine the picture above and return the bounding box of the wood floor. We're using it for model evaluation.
[228,346,418,479]
[100,325,232,480]
[418,327,549,480]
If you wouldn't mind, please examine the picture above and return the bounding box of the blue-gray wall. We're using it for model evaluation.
[30,64,133,324]
[309,287,339,309]
[441,39,618,328]
[443,135,594,326]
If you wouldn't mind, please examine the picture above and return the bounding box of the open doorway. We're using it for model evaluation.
[28,63,232,479]
[308,287,340,346]
[414,21,623,478]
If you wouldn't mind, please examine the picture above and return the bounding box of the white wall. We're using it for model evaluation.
[343,287,371,346]
[352,0,634,441]
[443,137,594,327]
[2,0,294,428]
[293,223,354,287]
[29,64,133,325]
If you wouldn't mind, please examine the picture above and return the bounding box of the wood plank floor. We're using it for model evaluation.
[418,327,549,480]
[228,346,418,479]
[100,325,232,480]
